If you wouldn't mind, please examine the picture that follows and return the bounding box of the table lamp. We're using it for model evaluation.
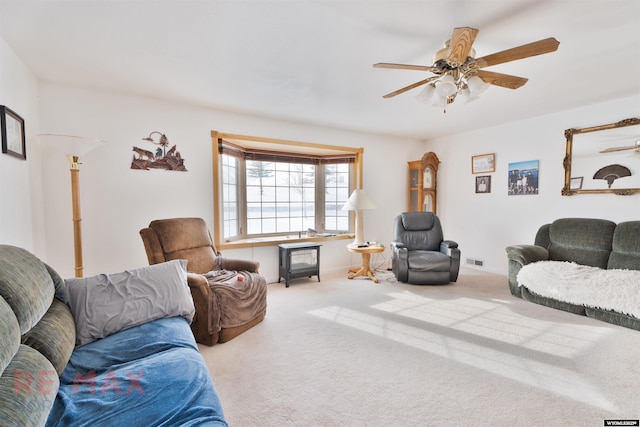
[342,189,377,245]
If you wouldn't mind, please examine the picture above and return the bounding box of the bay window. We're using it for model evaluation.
[212,132,362,246]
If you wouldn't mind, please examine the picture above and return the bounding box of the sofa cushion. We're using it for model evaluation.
[0,345,59,427]
[408,250,451,271]
[608,221,640,270]
[65,260,195,347]
[0,297,20,376]
[547,218,616,268]
[21,299,75,375]
[0,246,54,334]
[44,263,68,305]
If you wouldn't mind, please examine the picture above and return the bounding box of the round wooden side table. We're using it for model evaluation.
[347,244,385,283]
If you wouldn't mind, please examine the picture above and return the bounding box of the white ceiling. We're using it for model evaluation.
[1,0,639,139]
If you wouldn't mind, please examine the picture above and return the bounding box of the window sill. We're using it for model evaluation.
[217,233,353,250]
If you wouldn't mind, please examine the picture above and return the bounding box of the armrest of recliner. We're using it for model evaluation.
[186,272,219,341]
[390,241,408,282]
[218,257,260,273]
[440,240,458,255]
[390,241,405,250]
[505,245,549,266]
[440,240,461,282]
[186,273,210,319]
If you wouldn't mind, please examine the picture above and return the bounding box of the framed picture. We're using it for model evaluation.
[471,153,495,174]
[475,175,491,193]
[1,106,26,160]
[570,176,583,190]
[508,160,539,195]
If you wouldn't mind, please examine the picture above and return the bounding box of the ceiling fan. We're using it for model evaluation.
[599,140,640,154]
[374,27,560,111]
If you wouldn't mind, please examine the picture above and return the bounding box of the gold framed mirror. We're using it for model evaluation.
[562,117,640,196]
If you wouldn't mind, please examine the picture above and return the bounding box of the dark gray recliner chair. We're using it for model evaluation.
[391,212,461,285]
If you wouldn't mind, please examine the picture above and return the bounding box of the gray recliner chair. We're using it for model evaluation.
[391,212,461,285]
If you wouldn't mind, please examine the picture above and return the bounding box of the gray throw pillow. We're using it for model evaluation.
[65,260,195,347]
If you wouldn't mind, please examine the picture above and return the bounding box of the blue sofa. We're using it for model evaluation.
[0,245,228,426]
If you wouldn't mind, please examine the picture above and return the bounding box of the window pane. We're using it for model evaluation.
[324,163,350,232]
[243,161,316,236]
[221,154,239,239]
[247,218,262,234]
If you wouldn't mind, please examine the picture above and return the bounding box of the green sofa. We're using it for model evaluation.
[506,218,640,330]
[0,245,228,426]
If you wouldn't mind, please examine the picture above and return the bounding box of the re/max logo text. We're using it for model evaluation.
[14,370,144,395]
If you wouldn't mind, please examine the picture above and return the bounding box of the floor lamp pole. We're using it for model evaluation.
[68,155,83,278]
[39,133,103,278]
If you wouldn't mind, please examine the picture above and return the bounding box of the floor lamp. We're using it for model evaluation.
[39,134,104,277]
[342,189,377,245]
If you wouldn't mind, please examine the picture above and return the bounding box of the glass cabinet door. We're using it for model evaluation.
[408,154,439,213]
[410,189,419,211]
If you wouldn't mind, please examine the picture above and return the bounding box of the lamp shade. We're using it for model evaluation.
[38,134,104,157]
[342,189,377,211]
[467,75,489,98]
[415,84,436,104]
[435,74,457,97]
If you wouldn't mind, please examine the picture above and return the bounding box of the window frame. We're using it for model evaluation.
[212,131,364,249]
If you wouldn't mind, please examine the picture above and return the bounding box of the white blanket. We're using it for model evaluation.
[517,261,640,318]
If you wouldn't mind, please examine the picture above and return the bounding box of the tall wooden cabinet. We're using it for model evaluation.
[407,152,440,213]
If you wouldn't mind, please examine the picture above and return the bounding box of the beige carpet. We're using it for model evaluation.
[198,268,640,427]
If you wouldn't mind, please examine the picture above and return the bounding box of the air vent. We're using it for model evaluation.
[466,258,484,267]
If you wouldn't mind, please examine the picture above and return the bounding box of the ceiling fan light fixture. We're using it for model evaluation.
[376,27,560,114]
[459,86,473,103]
[435,74,457,97]
[433,94,449,108]
[467,75,489,98]
[415,84,436,104]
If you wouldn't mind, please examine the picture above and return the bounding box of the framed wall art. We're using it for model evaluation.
[475,176,491,193]
[508,160,539,195]
[562,118,640,196]
[471,153,495,174]
[570,176,583,190]
[1,106,26,160]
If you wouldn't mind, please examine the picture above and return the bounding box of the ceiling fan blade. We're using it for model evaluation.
[475,70,528,89]
[475,37,560,68]
[373,62,440,72]
[382,76,439,98]
[447,27,479,66]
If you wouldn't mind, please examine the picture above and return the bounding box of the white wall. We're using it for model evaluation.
[0,37,44,253]
[38,83,419,280]
[3,32,638,281]
[426,95,640,274]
